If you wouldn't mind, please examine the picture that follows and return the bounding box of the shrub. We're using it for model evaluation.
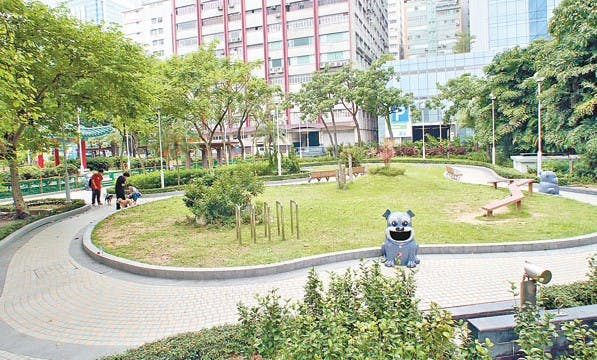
[183,167,264,226]
[539,255,596,309]
[101,325,247,360]
[237,263,492,359]
[369,165,405,177]
[87,157,111,171]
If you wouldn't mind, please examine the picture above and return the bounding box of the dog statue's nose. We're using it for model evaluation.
[397,227,404,231]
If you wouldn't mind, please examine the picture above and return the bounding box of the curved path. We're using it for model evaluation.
[0,166,596,360]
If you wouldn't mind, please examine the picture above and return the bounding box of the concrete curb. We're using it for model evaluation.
[0,204,91,250]
[82,207,597,279]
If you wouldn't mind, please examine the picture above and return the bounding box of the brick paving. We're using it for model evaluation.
[0,166,595,360]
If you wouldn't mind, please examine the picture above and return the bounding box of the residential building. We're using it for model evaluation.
[123,0,389,149]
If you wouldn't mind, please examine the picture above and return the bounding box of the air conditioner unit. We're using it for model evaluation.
[229,3,235,8]
[275,13,281,18]
[277,67,284,73]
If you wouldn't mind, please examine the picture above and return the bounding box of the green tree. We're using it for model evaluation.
[453,31,475,54]
[163,43,260,170]
[538,0,596,154]
[0,0,151,218]
[290,68,341,158]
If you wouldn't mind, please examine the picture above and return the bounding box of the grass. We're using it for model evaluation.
[92,164,597,267]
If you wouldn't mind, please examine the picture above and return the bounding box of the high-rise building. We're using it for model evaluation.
[383,0,562,143]
[387,0,404,59]
[42,0,139,25]
[402,0,468,58]
[124,0,389,146]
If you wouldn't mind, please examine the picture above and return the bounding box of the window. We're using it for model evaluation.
[289,36,313,47]
[176,20,197,32]
[268,41,282,50]
[270,58,282,67]
[289,55,312,65]
[320,32,348,43]
[150,28,163,36]
[177,37,198,47]
[152,39,164,46]
[176,5,196,16]
[151,17,163,24]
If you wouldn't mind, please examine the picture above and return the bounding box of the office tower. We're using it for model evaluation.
[43,0,138,25]
[124,0,174,58]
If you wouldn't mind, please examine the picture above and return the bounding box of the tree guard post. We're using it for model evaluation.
[276,201,285,240]
[235,205,242,245]
[290,200,299,240]
[249,204,256,244]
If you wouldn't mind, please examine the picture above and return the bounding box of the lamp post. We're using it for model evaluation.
[298,121,303,158]
[157,107,165,189]
[535,74,544,176]
[76,107,84,175]
[275,106,282,176]
[490,92,497,166]
[420,103,426,160]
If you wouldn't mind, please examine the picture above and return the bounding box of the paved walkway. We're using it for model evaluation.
[0,166,595,360]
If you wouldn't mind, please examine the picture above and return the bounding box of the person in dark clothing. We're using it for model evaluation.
[115,172,129,210]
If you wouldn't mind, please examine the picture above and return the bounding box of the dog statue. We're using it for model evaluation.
[538,171,559,195]
[381,209,420,267]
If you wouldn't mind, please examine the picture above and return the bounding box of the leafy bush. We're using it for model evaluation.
[16,164,78,180]
[183,167,264,226]
[86,157,111,171]
[540,255,596,309]
[369,165,406,176]
[237,263,492,359]
[127,169,209,189]
[101,325,247,360]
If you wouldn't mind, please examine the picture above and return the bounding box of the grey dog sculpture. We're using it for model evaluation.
[381,209,420,267]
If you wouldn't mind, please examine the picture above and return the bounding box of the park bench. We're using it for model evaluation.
[488,178,535,194]
[445,165,463,181]
[482,180,533,216]
[308,169,337,182]
[351,166,366,177]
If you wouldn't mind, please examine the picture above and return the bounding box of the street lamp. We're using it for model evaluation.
[535,74,544,176]
[420,102,426,160]
[490,92,497,166]
[157,107,165,189]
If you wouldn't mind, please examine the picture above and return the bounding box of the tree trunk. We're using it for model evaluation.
[386,114,394,139]
[236,123,245,159]
[351,112,362,144]
[330,112,339,158]
[185,149,192,169]
[320,117,337,158]
[8,154,29,219]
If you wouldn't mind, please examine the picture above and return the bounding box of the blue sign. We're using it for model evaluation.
[387,106,411,138]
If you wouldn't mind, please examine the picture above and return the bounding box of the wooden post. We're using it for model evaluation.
[290,200,299,240]
[250,204,256,244]
[276,201,285,241]
[235,205,242,245]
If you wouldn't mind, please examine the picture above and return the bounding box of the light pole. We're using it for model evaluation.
[157,107,165,189]
[420,103,426,160]
[275,106,282,176]
[490,92,497,166]
[535,74,544,176]
[76,107,84,174]
[298,121,303,158]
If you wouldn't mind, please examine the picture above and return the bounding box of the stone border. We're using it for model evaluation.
[0,204,90,250]
[82,213,597,280]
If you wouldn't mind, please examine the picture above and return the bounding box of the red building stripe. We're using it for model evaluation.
[172,0,178,54]
[223,0,229,56]
[241,0,248,63]
[261,0,269,83]
[196,0,203,45]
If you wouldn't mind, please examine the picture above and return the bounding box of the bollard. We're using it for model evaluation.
[276,201,281,236]
[264,202,271,242]
[235,205,242,245]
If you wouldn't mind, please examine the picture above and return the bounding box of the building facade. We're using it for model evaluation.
[382,0,562,143]
[124,0,389,148]
[47,0,137,25]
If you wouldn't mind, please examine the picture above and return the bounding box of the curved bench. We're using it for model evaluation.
[482,179,535,216]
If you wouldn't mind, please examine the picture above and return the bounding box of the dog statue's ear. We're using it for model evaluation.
[382,209,391,219]
[406,210,415,218]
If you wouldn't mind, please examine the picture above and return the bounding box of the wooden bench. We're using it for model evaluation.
[351,166,366,177]
[482,181,531,216]
[446,165,463,181]
[482,194,524,216]
[488,178,535,194]
[308,169,337,182]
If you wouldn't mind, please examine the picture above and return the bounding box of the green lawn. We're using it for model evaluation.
[92,164,597,267]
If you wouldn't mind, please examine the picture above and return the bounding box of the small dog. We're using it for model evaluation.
[104,193,114,205]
